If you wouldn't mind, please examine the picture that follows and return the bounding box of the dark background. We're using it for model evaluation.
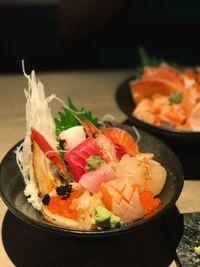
[1,0,200,73]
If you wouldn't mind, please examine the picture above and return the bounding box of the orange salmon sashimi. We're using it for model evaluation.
[188,102,200,131]
[100,178,144,223]
[184,69,200,82]
[182,87,199,118]
[130,62,200,131]
[142,64,184,89]
[102,127,138,157]
[130,79,184,105]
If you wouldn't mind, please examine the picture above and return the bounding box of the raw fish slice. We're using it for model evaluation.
[182,88,199,117]
[116,155,167,196]
[72,117,117,162]
[130,79,183,104]
[31,127,65,174]
[100,179,144,223]
[64,137,101,181]
[114,144,126,160]
[103,127,138,157]
[79,163,116,193]
[143,64,184,88]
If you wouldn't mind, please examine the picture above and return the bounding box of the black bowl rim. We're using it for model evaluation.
[0,124,184,238]
[116,75,200,136]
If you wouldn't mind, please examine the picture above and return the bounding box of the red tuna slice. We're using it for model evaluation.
[114,144,126,160]
[79,163,116,193]
[31,127,65,175]
[64,136,101,182]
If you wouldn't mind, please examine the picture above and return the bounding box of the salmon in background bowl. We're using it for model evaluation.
[116,49,200,150]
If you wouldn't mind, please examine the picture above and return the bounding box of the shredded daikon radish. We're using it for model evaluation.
[131,126,140,144]
[16,65,58,210]
[24,163,42,210]
[100,114,115,122]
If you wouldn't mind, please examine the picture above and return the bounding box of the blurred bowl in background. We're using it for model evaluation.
[116,76,200,179]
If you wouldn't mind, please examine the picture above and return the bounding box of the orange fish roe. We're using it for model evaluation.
[140,191,161,218]
[47,190,82,220]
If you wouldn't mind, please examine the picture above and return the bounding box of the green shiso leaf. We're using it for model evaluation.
[134,47,186,80]
[54,97,100,137]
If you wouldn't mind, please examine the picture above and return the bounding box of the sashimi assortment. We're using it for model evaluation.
[16,69,167,230]
[130,51,200,131]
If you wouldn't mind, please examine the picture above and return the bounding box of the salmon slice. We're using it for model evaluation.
[100,178,144,223]
[182,88,199,118]
[160,105,186,126]
[184,69,200,81]
[133,99,158,125]
[102,127,138,157]
[130,79,184,104]
[143,64,184,89]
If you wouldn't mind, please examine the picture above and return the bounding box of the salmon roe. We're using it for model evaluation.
[47,190,82,220]
[140,191,161,218]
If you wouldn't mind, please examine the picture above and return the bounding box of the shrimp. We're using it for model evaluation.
[71,115,117,162]
[72,114,139,162]
[83,120,118,162]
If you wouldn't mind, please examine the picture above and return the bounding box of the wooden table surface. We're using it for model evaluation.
[0,70,200,267]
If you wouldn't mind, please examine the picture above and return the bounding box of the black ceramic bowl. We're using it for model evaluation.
[116,76,200,150]
[0,124,184,238]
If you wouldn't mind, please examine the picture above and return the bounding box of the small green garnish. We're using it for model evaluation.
[92,206,121,229]
[194,246,200,255]
[54,97,100,137]
[169,91,183,104]
[85,156,104,171]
